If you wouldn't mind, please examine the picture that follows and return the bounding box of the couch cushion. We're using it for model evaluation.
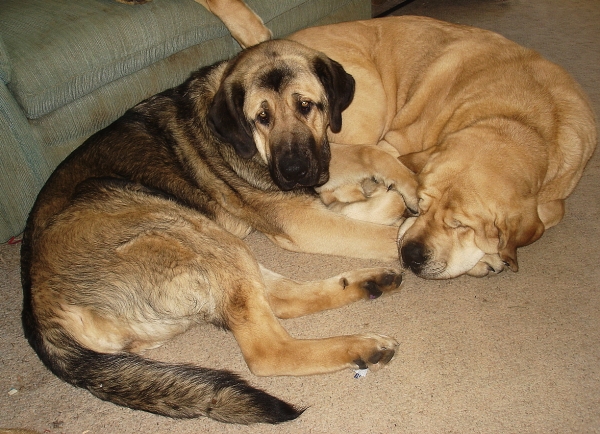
[16,0,370,154]
[0,0,230,120]
[0,36,11,85]
[32,36,236,160]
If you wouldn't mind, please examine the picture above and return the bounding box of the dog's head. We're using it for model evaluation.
[397,124,547,278]
[208,40,355,190]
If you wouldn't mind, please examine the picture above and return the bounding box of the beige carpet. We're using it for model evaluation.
[1,0,599,432]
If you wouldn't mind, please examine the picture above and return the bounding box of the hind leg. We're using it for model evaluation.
[53,184,400,377]
[230,289,399,377]
[195,0,272,48]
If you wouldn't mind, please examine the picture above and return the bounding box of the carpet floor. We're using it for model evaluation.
[1,0,599,432]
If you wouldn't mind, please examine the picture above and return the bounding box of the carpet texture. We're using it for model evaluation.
[1,0,599,432]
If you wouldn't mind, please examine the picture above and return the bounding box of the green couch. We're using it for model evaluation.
[0,0,371,242]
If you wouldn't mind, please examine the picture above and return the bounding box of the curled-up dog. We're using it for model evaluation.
[291,16,597,278]
[21,40,417,425]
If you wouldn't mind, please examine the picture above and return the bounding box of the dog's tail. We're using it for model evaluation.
[21,312,303,424]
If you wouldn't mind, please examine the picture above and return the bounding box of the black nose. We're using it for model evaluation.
[401,241,427,273]
[279,154,309,182]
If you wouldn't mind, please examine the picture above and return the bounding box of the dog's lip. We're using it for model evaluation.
[275,176,322,191]
[273,168,328,191]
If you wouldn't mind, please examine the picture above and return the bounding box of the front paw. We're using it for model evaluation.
[340,268,403,300]
[351,333,399,371]
[467,254,507,277]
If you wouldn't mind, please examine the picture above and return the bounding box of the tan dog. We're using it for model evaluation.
[21,40,414,425]
[290,16,597,278]
[117,0,272,48]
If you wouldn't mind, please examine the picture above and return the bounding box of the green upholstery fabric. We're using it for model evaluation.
[0,82,52,237]
[0,35,11,84]
[4,0,229,120]
[0,0,371,241]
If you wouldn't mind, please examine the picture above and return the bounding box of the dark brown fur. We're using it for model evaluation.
[21,40,406,425]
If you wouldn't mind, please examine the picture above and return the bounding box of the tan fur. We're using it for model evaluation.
[196,0,272,48]
[21,40,413,424]
[290,16,597,278]
[317,143,418,225]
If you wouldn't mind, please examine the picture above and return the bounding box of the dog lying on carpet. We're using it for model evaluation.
[291,16,597,278]
[20,40,420,424]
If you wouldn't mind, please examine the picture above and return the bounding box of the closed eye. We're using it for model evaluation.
[447,218,469,230]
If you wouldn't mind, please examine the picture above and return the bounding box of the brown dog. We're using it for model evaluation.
[291,16,597,278]
[21,40,416,425]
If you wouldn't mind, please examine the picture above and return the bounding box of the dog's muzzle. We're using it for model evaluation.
[397,217,424,273]
[270,136,330,191]
[279,151,311,185]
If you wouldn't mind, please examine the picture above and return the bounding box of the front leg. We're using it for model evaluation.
[264,196,402,261]
[261,266,403,319]
[323,179,409,226]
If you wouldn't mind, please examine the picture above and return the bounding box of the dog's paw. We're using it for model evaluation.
[339,268,403,300]
[368,172,419,216]
[467,254,507,277]
[350,334,399,371]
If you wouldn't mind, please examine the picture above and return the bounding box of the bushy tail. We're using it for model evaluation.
[22,313,302,424]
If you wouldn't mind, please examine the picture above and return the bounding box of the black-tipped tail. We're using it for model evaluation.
[23,322,302,424]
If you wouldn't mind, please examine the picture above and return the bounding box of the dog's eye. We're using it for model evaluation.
[256,110,270,126]
[448,219,467,229]
[298,100,313,116]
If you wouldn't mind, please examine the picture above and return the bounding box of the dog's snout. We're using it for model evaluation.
[268,117,331,190]
[401,241,427,273]
[279,153,309,182]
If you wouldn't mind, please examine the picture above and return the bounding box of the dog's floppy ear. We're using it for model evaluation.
[312,56,355,133]
[208,81,257,158]
[398,146,437,174]
[495,208,545,272]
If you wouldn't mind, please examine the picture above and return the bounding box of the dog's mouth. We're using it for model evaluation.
[399,241,449,279]
[397,217,421,271]
[272,165,329,191]
[398,217,496,279]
